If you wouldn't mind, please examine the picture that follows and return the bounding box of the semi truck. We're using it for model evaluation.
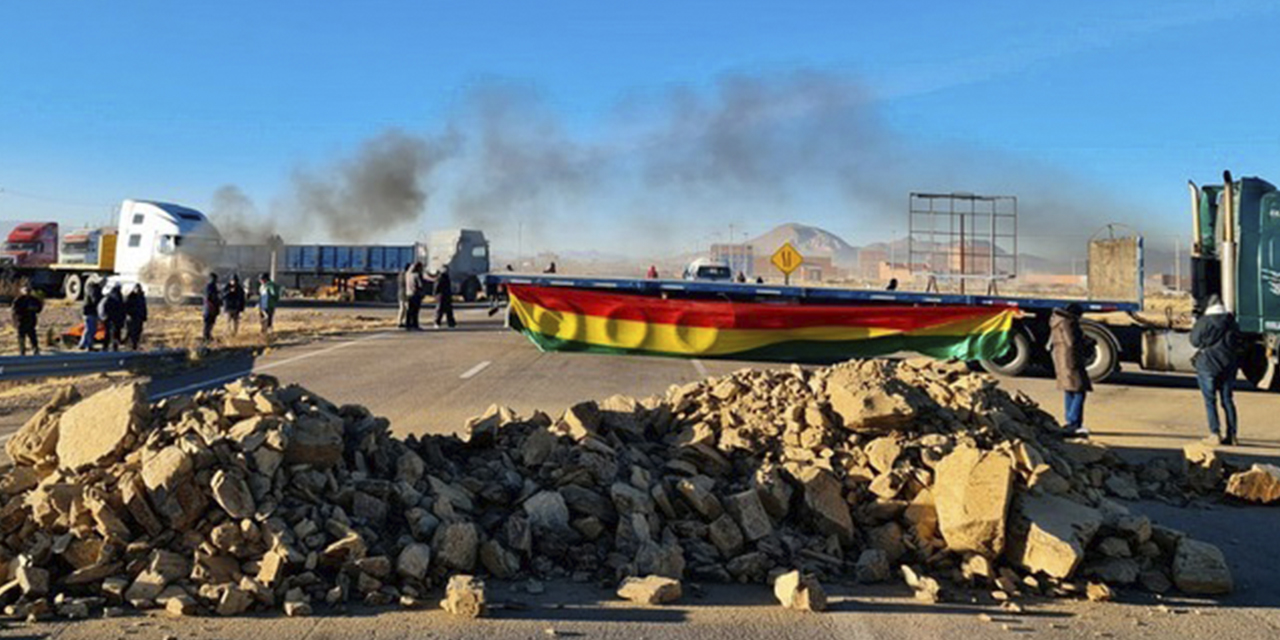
[0,200,219,302]
[486,171,1280,392]
[220,228,491,302]
[3,200,493,305]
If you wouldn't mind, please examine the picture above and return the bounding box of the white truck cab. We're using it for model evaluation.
[111,200,224,303]
[682,257,733,282]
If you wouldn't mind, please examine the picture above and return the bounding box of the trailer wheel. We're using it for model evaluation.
[980,329,1033,378]
[1081,320,1120,382]
[64,274,85,301]
[163,277,185,306]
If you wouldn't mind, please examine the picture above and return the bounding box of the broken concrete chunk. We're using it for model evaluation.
[1172,538,1233,595]
[440,574,486,618]
[1010,494,1102,579]
[210,470,256,520]
[396,543,432,582]
[5,386,79,466]
[934,445,1014,558]
[56,383,148,471]
[773,570,826,612]
[617,575,682,605]
[1225,464,1280,504]
[795,467,855,544]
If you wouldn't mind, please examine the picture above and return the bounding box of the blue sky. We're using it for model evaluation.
[1,0,1277,260]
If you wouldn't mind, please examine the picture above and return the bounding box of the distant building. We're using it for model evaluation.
[710,243,755,277]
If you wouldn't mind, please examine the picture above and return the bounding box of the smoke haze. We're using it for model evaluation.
[219,69,1152,257]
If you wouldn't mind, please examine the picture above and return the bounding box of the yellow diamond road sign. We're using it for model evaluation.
[771,242,803,275]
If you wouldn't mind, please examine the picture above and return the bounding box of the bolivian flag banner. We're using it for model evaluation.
[507,284,1016,363]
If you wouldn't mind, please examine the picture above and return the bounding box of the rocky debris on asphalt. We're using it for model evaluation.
[1224,464,1280,504]
[773,570,826,612]
[0,359,1242,620]
[616,575,682,604]
[440,574,486,618]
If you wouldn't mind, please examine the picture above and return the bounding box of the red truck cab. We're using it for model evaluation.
[1,222,59,270]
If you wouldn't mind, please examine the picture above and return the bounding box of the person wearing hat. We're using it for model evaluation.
[1050,302,1093,437]
[1191,294,1241,445]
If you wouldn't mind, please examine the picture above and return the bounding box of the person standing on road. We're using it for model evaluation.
[78,282,104,351]
[223,274,247,336]
[11,285,43,356]
[202,272,221,342]
[1191,294,1241,446]
[433,265,456,329]
[125,283,148,350]
[646,264,659,279]
[258,272,281,335]
[404,262,425,330]
[1050,303,1093,437]
[99,283,126,352]
[396,263,410,328]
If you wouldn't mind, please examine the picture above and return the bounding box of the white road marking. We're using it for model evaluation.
[691,359,709,377]
[155,332,392,399]
[460,360,491,379]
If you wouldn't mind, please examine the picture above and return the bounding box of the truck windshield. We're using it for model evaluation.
[4,242,39,252]
[697,266,732,280]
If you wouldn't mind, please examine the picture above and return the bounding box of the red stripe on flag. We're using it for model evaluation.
[508,285,1003,331]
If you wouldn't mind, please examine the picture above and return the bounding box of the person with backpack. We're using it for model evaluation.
[1191,294,1242,445]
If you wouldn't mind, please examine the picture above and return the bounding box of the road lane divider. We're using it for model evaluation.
[153,331,392,400]
[460,360,492,379]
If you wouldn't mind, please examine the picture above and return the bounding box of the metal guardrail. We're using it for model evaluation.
[0,349,187,382]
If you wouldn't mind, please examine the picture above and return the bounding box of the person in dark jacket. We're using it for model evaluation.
[223,274,247,336]
[98,283,127,351]
[202,273,221,342]
[11,285,43,356]
[1050,303,1093,437]
[1191,294,1241,445]
[125,284,148,350]
[78,282,104,351]
[433,266,456,329]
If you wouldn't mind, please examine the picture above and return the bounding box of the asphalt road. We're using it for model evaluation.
[4,307,1280,638]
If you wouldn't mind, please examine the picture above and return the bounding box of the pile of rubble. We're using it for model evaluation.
[0,359,1239,619]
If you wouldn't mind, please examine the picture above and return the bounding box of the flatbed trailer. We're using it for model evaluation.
[485,273,1144,382]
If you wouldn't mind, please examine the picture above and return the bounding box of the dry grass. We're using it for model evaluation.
[0,301,397,356]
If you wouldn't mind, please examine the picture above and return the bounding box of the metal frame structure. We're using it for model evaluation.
[908,192,1018,294]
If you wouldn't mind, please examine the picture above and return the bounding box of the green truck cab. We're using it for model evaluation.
[1190,172,1280,389]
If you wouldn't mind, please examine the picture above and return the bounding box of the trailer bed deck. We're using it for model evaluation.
[484,274,1141,314]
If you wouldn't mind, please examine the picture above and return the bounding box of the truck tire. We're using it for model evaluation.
[164,277,186,306]
[1081,320,1120,382]
[64,275,85,301]
[979,329,1033,378]
[461,277,480,302]
[1242,344,1280,391]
